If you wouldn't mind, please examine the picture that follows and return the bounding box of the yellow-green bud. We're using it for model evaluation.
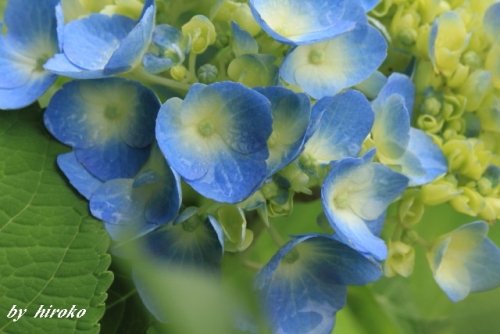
[421,178,462,205]
[417,114,445,133]
[450,187,485,216]
[170,65,187,81]
[479,197,500,221]
[422,96,442,116]
[182,15,216,54]
[460,70,493,112]
[442,94,466,120]
[197,64,218,84]
[398,190,425,227]
[384,241,415,278]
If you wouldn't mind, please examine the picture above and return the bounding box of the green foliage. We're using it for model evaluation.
[0,106,113,333]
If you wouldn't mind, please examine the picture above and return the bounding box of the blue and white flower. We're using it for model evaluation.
[0,0,59,109]
[156,82,273,203]
[44,78,160,180]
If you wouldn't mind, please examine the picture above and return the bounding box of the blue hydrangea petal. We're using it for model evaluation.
[256,234,382,334]
[156,82,272,203]
[231,22,259,56]
[372,94,411,160]
[0,72,56,110]
[255,87,311,176]
[372,73,415,116]
[4,0,59,51]
[57,152,103,200]
[249,0,365,45]
[62,14,136,71]
[75,141,150,181]
[142,53,175,74]
[395,128,447,186]
[483,3,500,45]
[44,53,106,79]
[44,78,159,149]
[322,157,408,260]
[104,1,155,74]
[0,40,34,89]
[303,90,374,164]
[429,222,500,302]
[280,24,387,99]
[152,24,182,48]
[142,217,224,268]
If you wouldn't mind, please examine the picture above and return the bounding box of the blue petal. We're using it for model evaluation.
[372,73,415,117]
[44,53,106,79]
[231,22,259,56]
[322,157,408,260]
[395,128,447,186]
[280,24,387,99]
[142,217,224,268]
[4,0,59,51]
[303,90,374,164]
[104,1,155,74]
[0,71,56,110]
[249,0,366,45]
[429,222,500,302]
[255,86,311,176]
[152,24,183,49]
[156,82,272,203]
[483,3,500,45]
[0,39,33,89]
[44,78,159,149]
[372,94,411,160]
[75,141,150,181]
[142,53,175,74]
[256,234,381,334]
[62,14,136,71]
[57,152,102,200]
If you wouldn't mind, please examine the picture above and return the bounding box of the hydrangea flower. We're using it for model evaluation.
[0,0,59,109]
[321,153,409,260]
[427,221,500,302]
[89,146,182,240]
[44,78,160,181]
[156,82,273,203]
[57,151,103,200]
[249,0,367,45]
[44,0,155,78]
[256,234,382,334]
[302,90,374,165]
[280,24,388,99]
[371,73,448,186]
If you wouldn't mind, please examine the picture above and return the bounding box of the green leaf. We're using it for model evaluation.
[0,107,113,333]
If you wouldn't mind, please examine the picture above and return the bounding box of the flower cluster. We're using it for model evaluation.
[1,0,499,333]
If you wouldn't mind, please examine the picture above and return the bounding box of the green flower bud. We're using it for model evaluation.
[417,114,445,133]
[384,241,415,278]
[170,64,187,81]
[422,96,442,116]
[421,178,462,205]
[442,94,466,120]
[182,15,216,54]
[398,190,425,227]
[450,187,485,216]
[197,64,218,84]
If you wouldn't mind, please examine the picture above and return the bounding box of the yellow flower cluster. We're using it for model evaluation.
[377,0,499,222]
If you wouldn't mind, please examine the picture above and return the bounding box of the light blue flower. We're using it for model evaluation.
[359,0,381,11]
[427,221,500,302]
[372,73,447,186]
[44,78,160,180]
[143,24,189,74]
[255,234,382,334]
[254,87,311,176]
[57,151,103,200]
[44,0,155,79]
[321,154,409,260]
[0,0,59,109]
[89,146,182,240]
[280,24,387,99]
[249,0,366,45]
[484,3,500,45]
[302,90,374,165]
[156,82,273,203]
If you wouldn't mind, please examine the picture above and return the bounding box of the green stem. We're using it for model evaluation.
[241,259,262,272]
[267,224,285,247]
[128,67,191,93]
[188,52,198,82]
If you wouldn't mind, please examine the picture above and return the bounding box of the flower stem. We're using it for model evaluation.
[128,67,191,92]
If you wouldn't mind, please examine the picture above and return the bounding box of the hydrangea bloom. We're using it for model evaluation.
[0,0,59,109]
[156,82,273,203]
[44,0,155,78]
[427,221,500,302]
[44,78,160,180]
